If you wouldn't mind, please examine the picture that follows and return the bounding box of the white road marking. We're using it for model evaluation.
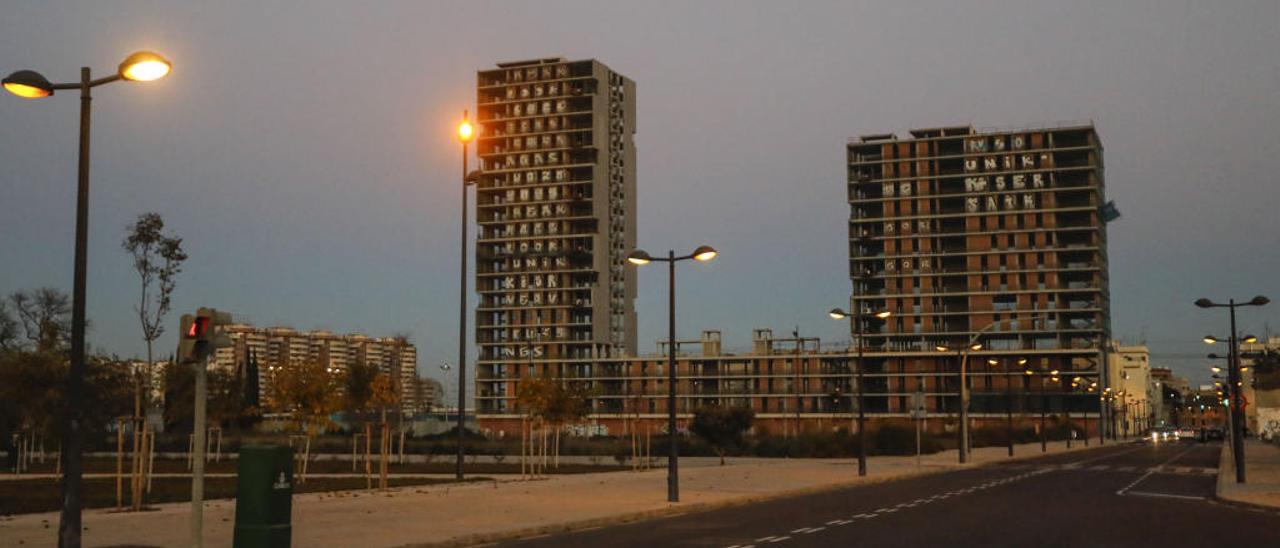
[767,536,791,543]
[756,536,777,542]
[803,527,826,534]
[1116,445,1197,497]
[1125,490,1205,501]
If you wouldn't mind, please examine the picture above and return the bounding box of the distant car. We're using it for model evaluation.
[1150,428,1176,443]
[1176,428,1197,441]
[1205,428,1225,441]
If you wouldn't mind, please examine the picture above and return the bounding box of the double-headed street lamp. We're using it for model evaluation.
[628,245,717,503]
[987,357,1027,457]
[936,314,1048,463]
[934,340,984,463]
[1199,294,1268,484]
[828,307,890,476]
[454,113,481,481]
[5,51,171,548]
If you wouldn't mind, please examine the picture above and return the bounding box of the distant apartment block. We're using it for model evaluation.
[473,57,637,420]
[212,325,419,414]
[845,124,1112,427]
[407,376,444,414]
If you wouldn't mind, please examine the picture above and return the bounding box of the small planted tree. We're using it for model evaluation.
[122,213,185,508]
[122,212,187,404]
[690,406,755,465]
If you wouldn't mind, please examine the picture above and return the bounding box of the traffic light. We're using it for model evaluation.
[177,307,233,364]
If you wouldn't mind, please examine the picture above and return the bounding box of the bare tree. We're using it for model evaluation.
[8,287,72,352]
[0,300,20,353]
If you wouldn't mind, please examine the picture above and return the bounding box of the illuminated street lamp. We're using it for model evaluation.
[628,245,717,502]
[453,111,481,482]
[828,306,891,476]
[985,357,1022,457]
[1198,294,1269,484]
[4,50,170,547]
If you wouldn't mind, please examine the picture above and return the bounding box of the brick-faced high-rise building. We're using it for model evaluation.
[846,124,1111,427]
[473,58,637,421]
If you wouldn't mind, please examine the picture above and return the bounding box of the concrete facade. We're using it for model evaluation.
[475,328,1101,438]
[1107,343,1153,435]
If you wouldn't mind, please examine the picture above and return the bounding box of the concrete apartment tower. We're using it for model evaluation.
[473,58,637,426]
[846,124,1112,431]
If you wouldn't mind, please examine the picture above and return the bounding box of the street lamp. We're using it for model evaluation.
[1024,365,1051,452]
[628,245,717,503]
[935,340,983,463]
[1197,295,1269,484]
[985,357,1024,457]
[828,307,890,476]
[937,314,1048,463]
[453,112,481,481]
[4,50,171,547]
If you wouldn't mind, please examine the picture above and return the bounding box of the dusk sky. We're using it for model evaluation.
[2,1,1277,394]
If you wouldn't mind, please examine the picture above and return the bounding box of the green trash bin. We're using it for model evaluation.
[234,444,293,548]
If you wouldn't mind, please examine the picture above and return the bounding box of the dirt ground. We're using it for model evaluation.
[11,456,628,475]
[0,475,485,515]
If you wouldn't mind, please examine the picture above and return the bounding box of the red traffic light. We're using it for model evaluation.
[186,316,210,338]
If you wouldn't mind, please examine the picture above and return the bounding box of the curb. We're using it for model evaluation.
[403,443,1098,548]
[1215,442,1234,501]
[1213,442,1280,513]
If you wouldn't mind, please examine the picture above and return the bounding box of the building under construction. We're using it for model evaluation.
[844,123,1113,432]
[472,58,638,421]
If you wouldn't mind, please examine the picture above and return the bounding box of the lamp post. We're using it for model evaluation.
[937,314,1048,463]
[935,341,982,464]
[1199,295,1267,484]
[987,357,1027,457]
[453,113,481,480]
[828,307,891,476]
[4,51,171,548]
[438,363,453,412]
[1024,367,1048,452]
[628,245,717,503]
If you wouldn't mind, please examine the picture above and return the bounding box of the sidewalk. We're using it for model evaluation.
[1216,439,1280,509]
[0,441,1094,548]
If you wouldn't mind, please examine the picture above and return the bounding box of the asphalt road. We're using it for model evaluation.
[502,441,1280,548]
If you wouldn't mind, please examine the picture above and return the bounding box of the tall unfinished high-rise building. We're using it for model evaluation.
[473,58,637,423]
[846,124,1112,427]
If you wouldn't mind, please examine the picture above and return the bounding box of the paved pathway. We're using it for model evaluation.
[1217,439,1280,509]
[0,441,1098,547]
